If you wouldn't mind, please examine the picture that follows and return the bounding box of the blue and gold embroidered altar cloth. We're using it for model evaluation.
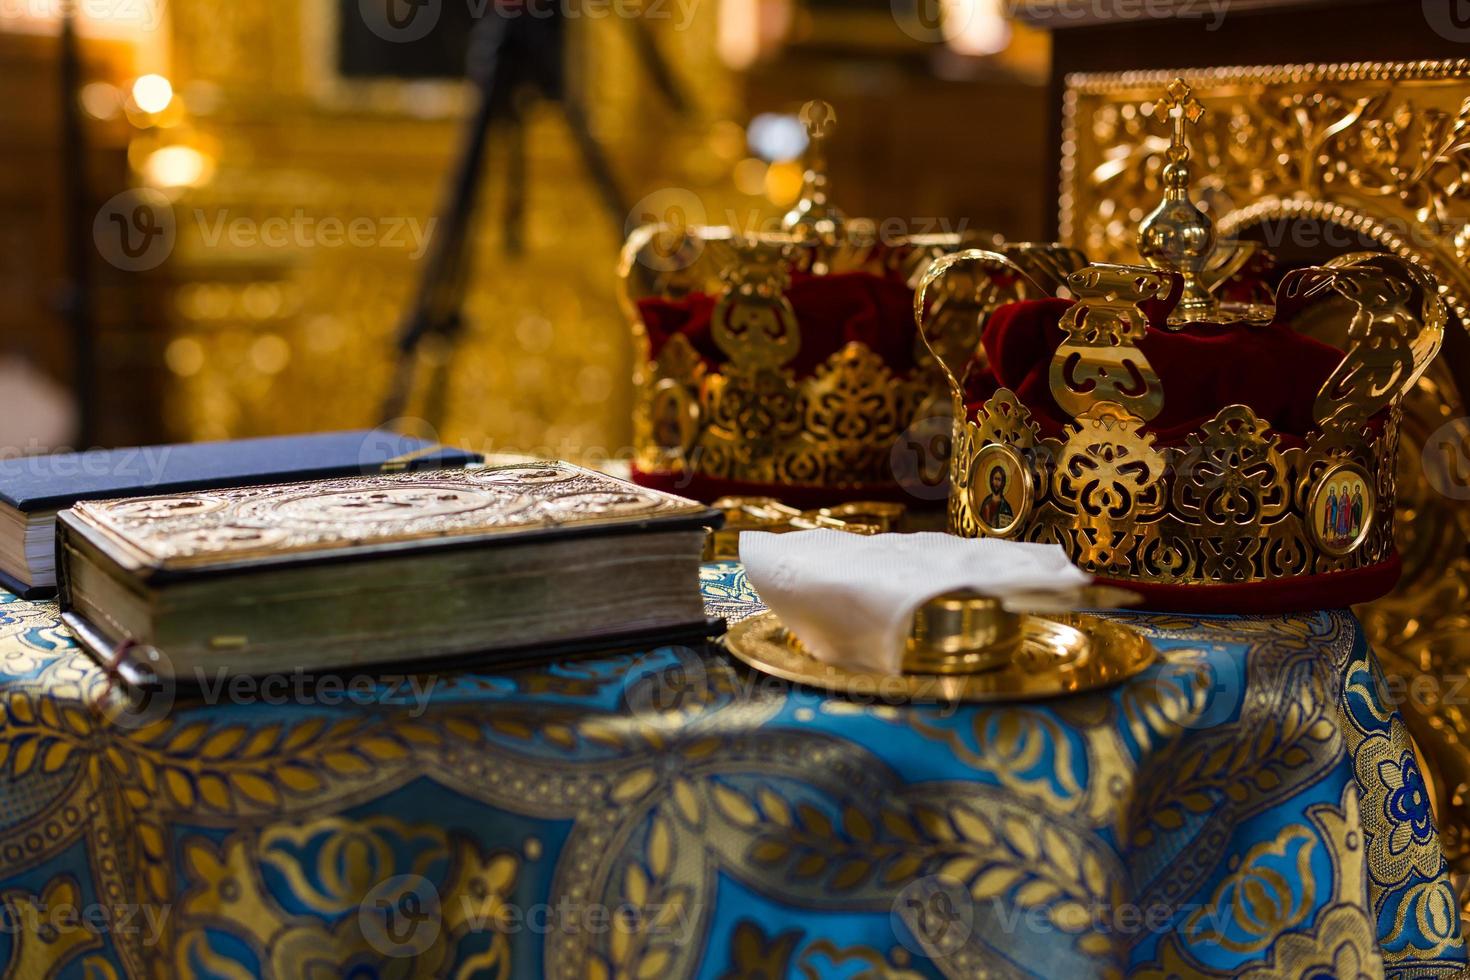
[0,563,1462,978]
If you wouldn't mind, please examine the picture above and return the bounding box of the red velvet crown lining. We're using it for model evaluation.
[637,270,918,378]
[964,297,1350,446]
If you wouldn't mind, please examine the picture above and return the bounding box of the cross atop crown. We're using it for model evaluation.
[1154,78,1204,161]
[800,100,838,143]
[784,100,846,246]
[1138,78,1216,322]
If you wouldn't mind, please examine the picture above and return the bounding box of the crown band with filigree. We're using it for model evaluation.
[627,233,930,491]
[917,250,1443,589]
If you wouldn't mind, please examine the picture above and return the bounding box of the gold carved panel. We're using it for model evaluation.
[1063,61,1470,887]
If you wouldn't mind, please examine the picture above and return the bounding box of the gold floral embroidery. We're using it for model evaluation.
[1354,718,1442,885]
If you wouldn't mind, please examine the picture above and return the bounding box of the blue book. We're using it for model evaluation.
[0,430,480,598]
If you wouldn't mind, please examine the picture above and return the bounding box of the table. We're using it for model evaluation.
[0,563,1463,978]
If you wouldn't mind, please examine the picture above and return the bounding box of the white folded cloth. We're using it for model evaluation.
[738,530,1091,675]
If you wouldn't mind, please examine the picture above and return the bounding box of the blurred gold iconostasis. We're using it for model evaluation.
[0,0,1048,460]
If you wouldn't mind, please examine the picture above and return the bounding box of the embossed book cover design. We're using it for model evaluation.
[65,462,713,574]
[56,463,718,677]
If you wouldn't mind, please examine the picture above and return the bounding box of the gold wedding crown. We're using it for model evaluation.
[619,101,1040,502]
[917,79,1446,604]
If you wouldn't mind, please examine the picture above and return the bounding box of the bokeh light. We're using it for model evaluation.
[131,74,174,114]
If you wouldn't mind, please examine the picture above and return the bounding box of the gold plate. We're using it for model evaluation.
[722,610,1156,703]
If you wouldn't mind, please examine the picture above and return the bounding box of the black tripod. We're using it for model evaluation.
[379,6,689,428]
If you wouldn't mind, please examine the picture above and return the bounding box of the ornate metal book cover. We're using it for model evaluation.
[60,462,716,576]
